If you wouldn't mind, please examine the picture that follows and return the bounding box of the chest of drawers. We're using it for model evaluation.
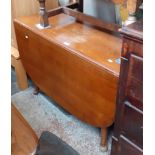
[111,20,143,155]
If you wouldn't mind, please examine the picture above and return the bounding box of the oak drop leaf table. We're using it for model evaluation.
[14,10,122,150]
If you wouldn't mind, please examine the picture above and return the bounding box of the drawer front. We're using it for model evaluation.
[122,38,143,58]
[121,101,143,148]
[111,137,119,155]
[126,54,143,109]
[119,135,143,155]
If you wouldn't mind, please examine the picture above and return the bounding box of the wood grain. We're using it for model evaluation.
[11,46,20,60]
[14,13,122,128]
[11,47,28,90]
[11,0,58,48]
[11,104,38,155]
[62,7,121,33]
[111,20,143,155]
[12,0,58,18]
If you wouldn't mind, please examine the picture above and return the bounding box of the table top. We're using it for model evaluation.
[15,13,122,76]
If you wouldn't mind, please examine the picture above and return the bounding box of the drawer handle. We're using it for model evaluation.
[25,35,29,39]
[124,101,143,114]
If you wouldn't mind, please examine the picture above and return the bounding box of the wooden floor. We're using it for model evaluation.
[11,104,38,155]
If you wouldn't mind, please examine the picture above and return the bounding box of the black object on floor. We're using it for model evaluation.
[35,131,79,155]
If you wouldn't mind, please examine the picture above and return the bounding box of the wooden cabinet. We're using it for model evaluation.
[111,20,143,155]
[126,54,143,110]
[118,135,142,155]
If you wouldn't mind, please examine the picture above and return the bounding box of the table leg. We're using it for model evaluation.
[100,127,108,152]
[33,86,40,95]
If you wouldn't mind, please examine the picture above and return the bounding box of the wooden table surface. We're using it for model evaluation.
[14,13,122,127]
[11,104,38,155]
[15,13,122,77]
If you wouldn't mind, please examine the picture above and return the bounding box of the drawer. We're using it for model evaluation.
[126,54,143,110]
[119,135,143,155]
[122,38,143,57]
[121,101,143,148]
[111,136,119,155]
